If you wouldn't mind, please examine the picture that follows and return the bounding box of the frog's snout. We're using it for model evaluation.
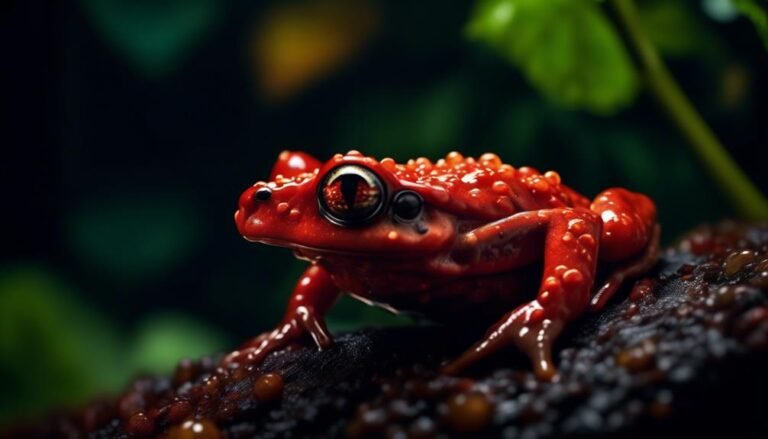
[236,185,272,235]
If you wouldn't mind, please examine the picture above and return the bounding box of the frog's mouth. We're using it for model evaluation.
[243,231,448,259]
[235,182,459,257]
[237,208,458,258]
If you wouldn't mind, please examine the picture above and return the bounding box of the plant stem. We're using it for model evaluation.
[612,0,768,220]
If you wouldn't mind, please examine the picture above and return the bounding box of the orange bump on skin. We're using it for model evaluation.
[492,180,509,194]
[446,151,464,165]
[544,170,561,185]
[538,290,552,304]
[479,153,502,169]
[532,178,550,193]
[563,269,584,285]
[496,196,515,211]
[568,219,586,235]
[498,164,516,177]
[276,202,290,214]
[434,188,451,203]
[544,276,562,293]
[555,265,568,276]
[528,308,545,323]
[387,230,399,240]
[380,157,396,170]
[289,208,301,220]
[519,166,539,176]
[578,233,596,248]
[562,232,574,243]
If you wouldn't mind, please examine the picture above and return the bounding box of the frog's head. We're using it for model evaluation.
[235,151,458,256]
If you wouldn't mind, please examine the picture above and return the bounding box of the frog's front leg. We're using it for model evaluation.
[222,264,340,366]
[442,208,601,380]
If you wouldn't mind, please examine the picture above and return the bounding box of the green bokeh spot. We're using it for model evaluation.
[335,76,468,159]
[81,0,219,77]
[128,313,227,375]
[66,193,201,283]
[639,0,720,58]
[0,266,124,426]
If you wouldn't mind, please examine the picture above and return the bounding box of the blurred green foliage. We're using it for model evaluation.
[0,267,122,426]
[128,313,227,375]
[0,267,226,426]
[639,0,721,57]
[3,0,765,427]
[336,75,469,157]
[466,0,638,113]
[66,193,202,283]
[81,0,219,76]
[733,0,768,49]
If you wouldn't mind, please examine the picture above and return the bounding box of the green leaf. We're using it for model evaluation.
[466,0,639,114]
[81,0,219,77]
[732,0,768,50]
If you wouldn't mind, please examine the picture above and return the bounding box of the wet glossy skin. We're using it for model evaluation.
[226,150,659,380]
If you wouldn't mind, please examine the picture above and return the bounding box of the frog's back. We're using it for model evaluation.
[384,152,590,221]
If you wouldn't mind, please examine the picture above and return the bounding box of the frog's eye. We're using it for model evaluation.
[392,190,423,222]
[318,165,386,226]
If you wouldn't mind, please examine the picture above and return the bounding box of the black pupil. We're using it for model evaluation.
[339,174,362,210]
[394,192,422,220]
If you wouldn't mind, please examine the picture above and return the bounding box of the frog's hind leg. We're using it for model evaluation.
[442,208,602,380]
[590,224,660,310]
[588,189,659,310]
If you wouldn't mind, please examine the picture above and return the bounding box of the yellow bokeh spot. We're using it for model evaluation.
[252,0,380,102]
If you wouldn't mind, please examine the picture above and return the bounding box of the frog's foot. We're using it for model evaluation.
[442,302,565,380]
[221,305,333,367]
[444,207,604,380]
[590,224,661,310]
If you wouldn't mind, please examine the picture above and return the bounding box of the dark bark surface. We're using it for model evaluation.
[5,222,768,438]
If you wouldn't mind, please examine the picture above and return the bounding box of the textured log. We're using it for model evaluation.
[5,222,768,438]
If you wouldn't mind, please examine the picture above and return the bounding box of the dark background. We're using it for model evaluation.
[1,0,766,426]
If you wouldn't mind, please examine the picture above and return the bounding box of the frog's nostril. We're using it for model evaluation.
[254,187,272,201]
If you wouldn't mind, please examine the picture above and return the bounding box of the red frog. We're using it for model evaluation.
[228,150,659,380]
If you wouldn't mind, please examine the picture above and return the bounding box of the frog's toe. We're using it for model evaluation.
[220,327,293,367]
[441,306,565,381]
